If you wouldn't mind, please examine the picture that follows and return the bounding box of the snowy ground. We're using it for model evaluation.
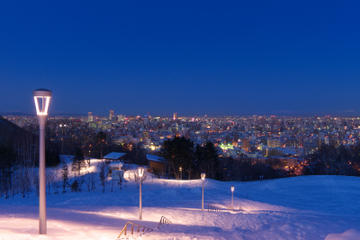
[1,174,360,240]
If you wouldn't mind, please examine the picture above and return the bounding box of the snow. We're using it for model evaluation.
[326,229,360,240]
[146,154,165,162]
[104,152,127,160]
[0,172,360,240]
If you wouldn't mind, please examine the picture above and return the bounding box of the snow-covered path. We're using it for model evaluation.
[1,175,360,240]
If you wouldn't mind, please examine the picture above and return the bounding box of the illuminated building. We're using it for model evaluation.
[267,138,281,148]
[109,110,114,121]
[88,112,94,122]
[241,138,251,152]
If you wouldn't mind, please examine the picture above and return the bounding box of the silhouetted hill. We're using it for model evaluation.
[0,116,34,147]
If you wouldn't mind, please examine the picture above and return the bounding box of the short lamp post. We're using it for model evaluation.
[231,186,235,210]
[179,166,182,180]
[201,173,206,211]
[138,167,145,220]
[33,89,52,235]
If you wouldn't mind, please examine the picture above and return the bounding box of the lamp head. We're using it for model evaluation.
[138,167,145,178]
[231,186,235,192]
[201,173,206,181]
[179,166,182,172]
[33,89,52,116]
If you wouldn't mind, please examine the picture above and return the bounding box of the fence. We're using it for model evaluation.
[158,216,172,228]
[207,204,221,212]
[117,221,153,239]
[117,216,172,239]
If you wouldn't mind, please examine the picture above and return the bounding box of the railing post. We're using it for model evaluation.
[231,191,234,210]
[202,180,204,211]
[139,180,142,220]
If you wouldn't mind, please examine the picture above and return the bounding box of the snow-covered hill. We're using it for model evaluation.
[0,174,359,240]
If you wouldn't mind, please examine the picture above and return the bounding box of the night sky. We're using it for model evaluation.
[1,1,360,116]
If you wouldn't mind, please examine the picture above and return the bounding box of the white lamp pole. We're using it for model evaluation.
[33,89,52,235]
[179,166,182,180]
[231,186,235,210]
[138,167,145,220]
[201,173,206,211]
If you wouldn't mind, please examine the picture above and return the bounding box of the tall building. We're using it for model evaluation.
[109,110,114,121]
[324,136,330,145]
[173,112,177,121]
[88,112,94,122]
[117,114,124,122]
[267,138,281,148]
[241,138,251,152]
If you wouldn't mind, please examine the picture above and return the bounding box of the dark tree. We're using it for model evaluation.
[95,131,107,158]
[72,147,85,176]
[304,144,357,176]
[71,180,80,192]
[195,142,220,179]
[127,143,148,165]
[99,162,107,192]
[220,157,287,181]
[162,137,195,179]
[45,140,61,167]
[62,164,68,193]
[0,145,16,198]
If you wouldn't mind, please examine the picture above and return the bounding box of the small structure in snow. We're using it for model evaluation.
[147,154,166,177]
[103,152,127,161]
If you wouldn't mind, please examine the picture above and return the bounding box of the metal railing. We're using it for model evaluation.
[117,221,153,239]
[207,203,221,212]
[158,216,172,227]
[117,216,173,239]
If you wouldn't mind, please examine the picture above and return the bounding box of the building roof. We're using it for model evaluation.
[104,152,127,160]
[146,154,165,163]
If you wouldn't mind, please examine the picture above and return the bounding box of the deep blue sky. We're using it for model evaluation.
[1,0,360,116]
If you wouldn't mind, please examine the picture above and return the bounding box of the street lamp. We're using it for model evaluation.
[137,167,145,220]
[179,166,182,180]
[201,173,206,211]
[33,89,52,234]
[230,186,235,210]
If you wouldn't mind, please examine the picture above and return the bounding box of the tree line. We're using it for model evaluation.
[161,137,360,181]
[161,137,220,180]
[2,115,360,199]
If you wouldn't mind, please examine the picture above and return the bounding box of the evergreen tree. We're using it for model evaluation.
[162,137,195,179]
[72,147,85,176]
[62,164,68,193]
[195,142,220,179]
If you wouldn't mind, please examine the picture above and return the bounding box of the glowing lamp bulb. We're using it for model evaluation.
[179,166,182,172]
[33,89,52,116]
[201,173,206,181]
[138,167,145,178]
[231,186,235,192]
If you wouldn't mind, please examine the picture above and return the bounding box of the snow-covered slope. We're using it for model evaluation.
[0,175,359,240]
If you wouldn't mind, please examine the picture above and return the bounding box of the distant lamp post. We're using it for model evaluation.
[230,186,235,210]
[33,89,52,235]
[138,167,145,220]
[179,166,182,180]
[201,173,206,211]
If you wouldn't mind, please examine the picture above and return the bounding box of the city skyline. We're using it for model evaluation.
[1,1,360,239]
[1,1,360,115]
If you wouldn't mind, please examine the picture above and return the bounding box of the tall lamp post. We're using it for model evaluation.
[201,173,206,211]
[138,167,145,220]
[179,166,182,180]
[230,186,235,210]
[33,89,52,235]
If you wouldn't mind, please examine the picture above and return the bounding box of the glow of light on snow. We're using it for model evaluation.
[1,171,359,240]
